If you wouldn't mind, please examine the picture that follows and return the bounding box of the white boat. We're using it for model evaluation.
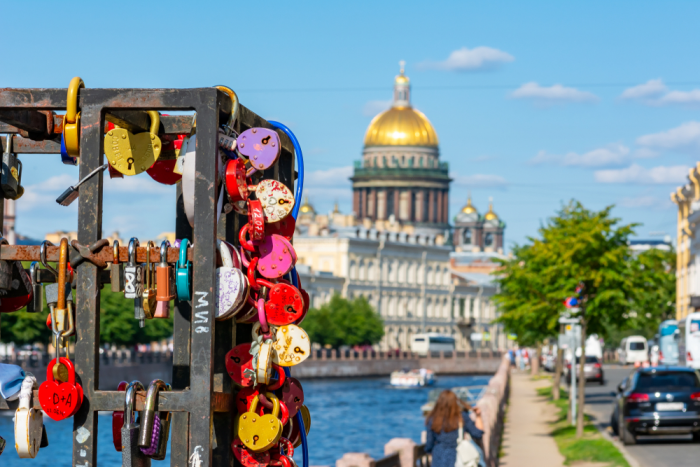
[390,368,436,387]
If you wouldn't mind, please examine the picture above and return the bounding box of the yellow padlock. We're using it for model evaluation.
[215,85,240,133]
[105,110,162,176]
[63,77,84,158]
[238,393,282,452]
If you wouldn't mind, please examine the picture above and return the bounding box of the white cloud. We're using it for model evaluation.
[530,144,630,168]
[511,82,598,104]
[620,79,667,100]
[620,79,700,107]
[418,46,514,71]
[362,100,392,117]
[636,121,700,154]
[594,164,690,184]
[305,166,353,188]
[451,172,508,187]
[619,195,672,209]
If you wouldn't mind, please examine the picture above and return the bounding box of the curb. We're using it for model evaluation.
[594,423,640,467]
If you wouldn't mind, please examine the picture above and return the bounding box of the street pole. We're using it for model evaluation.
[570,326,577,426]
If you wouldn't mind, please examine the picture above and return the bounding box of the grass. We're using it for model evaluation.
[537,385,629,467]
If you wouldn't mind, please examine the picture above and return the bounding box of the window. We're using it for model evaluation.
[463,228,472,245]
[636,371,700,391]
[484,232,493,246]
[629,342,645,350]
[423,193,429,222]
[386,190,395,217]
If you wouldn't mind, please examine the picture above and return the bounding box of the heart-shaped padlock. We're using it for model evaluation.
[271,324,310,367]
[147,133,185,185]
[238,393,283,452]
[14,375,42,458]
[38,357,82,421]
[254,179,295,223]
[265,283,304,326]
[237,128,281,175]
[225,158,249,204]
[215,239,249,320]
[232,437,271,467]
[235,387,260,416]
[257,235,297,279]
[105,111,162,176]
[266,216,296,240]
[226,343,255,387]
[278,377,304,418]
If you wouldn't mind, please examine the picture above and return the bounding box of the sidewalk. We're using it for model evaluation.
[500,371,566,467]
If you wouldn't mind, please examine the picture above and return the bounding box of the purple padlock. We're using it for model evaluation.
[237,127,281,176]
[279,377,304,418]
[257,234,297,279]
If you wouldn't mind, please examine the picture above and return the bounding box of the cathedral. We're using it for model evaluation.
[294,64,509,351]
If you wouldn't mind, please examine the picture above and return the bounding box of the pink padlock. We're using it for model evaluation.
[257,234,297,279]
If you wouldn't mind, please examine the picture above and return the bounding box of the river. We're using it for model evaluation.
[0,374,490,466]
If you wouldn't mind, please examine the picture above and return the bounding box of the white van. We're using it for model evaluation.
[678,312,700,369]
[618,336,648,365]
[410,333,456,357]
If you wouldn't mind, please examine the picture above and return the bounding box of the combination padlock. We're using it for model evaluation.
[1,132,24,200]
[111,240,125,292]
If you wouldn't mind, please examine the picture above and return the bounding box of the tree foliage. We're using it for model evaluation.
[1,285,173,346]
[303,295,384,348]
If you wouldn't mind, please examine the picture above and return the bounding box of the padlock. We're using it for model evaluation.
[248,199,265,242]
[266,215,296,241]
[252,179,295,223]
[271,324,310,367]
[0,261,33,313]
[182,128,222,227]
[138,379,172,461]
[257,235,297,280]
[0,237,10,290]
[257,340,274,385]
[106,111,162,176]
[238,393,283,452]
[124,238,145,327]
[0,435,5,455]
[278,377,304,418]
[175,238,192,301]
[121,381,151,467]
[26,262,43,313]
[289,405,311,449]
[155,240,175,318]
[215,85,240,137]
[225,158,249,205]
[113,381,128,452]
[62,77,84,162]
[111,240,125,292]
[237,127,281,176]
[146,133,185,185]
[232,437,271,467]
[265,282,304,325]
[14,375,42,458]
[226,343,255,387]
[38,357,82,421]
[215,239,249,320]
[1,133,23,200]
[142,241,157,319]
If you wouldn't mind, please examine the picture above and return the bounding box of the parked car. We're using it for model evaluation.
[566,355,604,385]
[611,367,700,445]
[543,353,557,372]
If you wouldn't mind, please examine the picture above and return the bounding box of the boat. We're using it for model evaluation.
[390,368,436,387]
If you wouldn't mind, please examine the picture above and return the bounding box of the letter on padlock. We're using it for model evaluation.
[271,324,310,367]
[15,375,42,458]
[121,381,151,467]
[38,357,82,421]
[238,393,283,452]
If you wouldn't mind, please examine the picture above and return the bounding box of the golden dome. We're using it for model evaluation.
[484,199,498,221]
[461,196,478,214]
[299,196,315,215]
[364,107,438,147]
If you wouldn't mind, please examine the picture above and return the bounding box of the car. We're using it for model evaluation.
[566,355,604,385]
[543,353,557,372]
[611,366,700,445]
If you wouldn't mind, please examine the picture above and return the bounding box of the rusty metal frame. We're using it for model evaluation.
[0,87,294,467]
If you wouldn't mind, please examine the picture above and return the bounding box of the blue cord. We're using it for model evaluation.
[283,366,308,467]
[268,121,304,220]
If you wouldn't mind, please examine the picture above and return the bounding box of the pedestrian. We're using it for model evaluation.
[424,390,485,467]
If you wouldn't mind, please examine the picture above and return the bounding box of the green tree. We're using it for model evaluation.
[303,295,384,348]
[0,285,172,346]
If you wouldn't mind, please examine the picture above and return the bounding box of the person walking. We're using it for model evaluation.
[424,390,484,467]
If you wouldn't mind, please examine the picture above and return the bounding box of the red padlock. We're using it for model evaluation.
[225,158,249,204]
[265,283,304,326]
[265,216,296,240]
[248,200,265,242]
[38,357,83,420]
[112,381,128,451]
[225,343,255,387]
[232,437,271,467]
[147,134,185,185]
[0,261,33,312]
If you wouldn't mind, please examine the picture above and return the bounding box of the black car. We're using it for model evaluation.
[611,366,700,445]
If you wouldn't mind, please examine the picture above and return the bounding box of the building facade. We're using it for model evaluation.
[672,163,700,320]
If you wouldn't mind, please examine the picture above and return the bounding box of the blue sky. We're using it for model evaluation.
[3,0,700,248]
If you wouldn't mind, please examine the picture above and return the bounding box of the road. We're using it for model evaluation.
[580,365,700,467]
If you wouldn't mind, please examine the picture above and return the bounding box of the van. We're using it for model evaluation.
[658,319,679,365]
[618,336,648,365]
[678,312,700,369]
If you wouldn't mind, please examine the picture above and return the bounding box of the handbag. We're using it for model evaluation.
[455,419,480,467]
